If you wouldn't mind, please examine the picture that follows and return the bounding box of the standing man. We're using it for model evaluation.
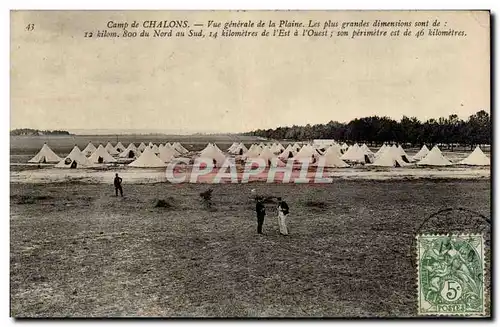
[256,196,266,235]
[114,173,123,197]
[277,197,290,236]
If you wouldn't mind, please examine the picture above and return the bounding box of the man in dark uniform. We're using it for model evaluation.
[114,173,123,197]
[256,196,266,235]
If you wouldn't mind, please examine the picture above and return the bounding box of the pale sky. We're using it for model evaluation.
[11,11,490,133]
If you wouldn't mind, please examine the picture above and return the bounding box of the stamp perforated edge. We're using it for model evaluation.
[416,233,486,317]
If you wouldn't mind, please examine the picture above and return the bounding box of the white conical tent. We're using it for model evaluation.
[173,142,189,154]
[88,145,117,163]
[244,144,262,159]
[151,144,160,154]
[459,146,490,166]
[200,143,215,156]
[232,143,248,155]
[318,146,349,168]
[28,143,62,163]
[105,142,119,155]
[115,142,126,153]
[340,143,349,153]
[375,144,388,159]
[361,144,373,155]
[138,142,147,152]
[275,143,285,153]
[325,143,342,157]
[228,142,238,153]
[148,142,154,148]
[396,145,411,162]
[360,144,375,162]
[341,144,369,163]
[413,145,430,161]
[128,146,167,168]
[269,143,281,154]
[165,143,181,156]
[119,143,141,159]
[158,145,179,162]
[82,142,97,156]
[278,144,296,160]
[371,146,410,167]
[258,147,276,165]
[197,146,226,167]
[293,144,317,163]
[55,145,94,168]
[417,146,452,166]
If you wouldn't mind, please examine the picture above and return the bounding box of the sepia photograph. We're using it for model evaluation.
[9,9,491,318]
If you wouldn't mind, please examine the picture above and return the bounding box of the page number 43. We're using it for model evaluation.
[26,23,35,31]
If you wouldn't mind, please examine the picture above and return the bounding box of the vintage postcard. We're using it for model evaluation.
[10,10,491,318]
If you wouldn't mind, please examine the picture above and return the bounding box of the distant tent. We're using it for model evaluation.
[375,144,388,159]
[158,145,179,163]
[228,142,238,153]
[317,146,349,168]
[340,143,349,153]
[371,146,410,167]
[151,144,160,154]
[197,144,227,167]
[28,143,62,163]
[293,144,314,162]
[274,143,285,153]
[326,143,343,157]
[292,143,301,152]
[200,143,215,156]
[244,144,262,159]
[138,142,147,152]
[128,146,167,168]
[341,143,370,163]
[88,144,117,163]
[413,145,430,161]
[459,146,490,166]
[105,142,119,155]
[396,145,411,163]
[360,144,375,163]
[82,142,97,156]
[417,146,452,166]
[232,143,248,155]
[278,145,296,160]
[173,142,189,154]
[115,142,126,153]
[119,143,140,158]
[361,144,374,155]
[165,143,181,156]
[257,147,278,166]
[55,145,94,168]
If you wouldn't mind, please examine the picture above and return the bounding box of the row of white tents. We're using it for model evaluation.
[28,140,490,169]
[203,141,490,168]
[28,141,189,168]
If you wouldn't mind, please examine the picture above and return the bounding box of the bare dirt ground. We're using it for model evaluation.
[10,180,491,317]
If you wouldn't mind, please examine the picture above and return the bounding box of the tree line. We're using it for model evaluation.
[10,128,71,136]
[243,110,491,147]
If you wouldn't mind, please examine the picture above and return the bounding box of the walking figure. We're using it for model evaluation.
[256,196,266,235]
[277,197,290,235]
[114,173,123,197]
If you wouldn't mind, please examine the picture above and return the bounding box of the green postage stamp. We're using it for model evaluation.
[417,234,485,316]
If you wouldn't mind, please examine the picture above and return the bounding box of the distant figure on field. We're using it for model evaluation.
[114,173,123,197]
[256,196,266,235]
[277,197,290,236]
